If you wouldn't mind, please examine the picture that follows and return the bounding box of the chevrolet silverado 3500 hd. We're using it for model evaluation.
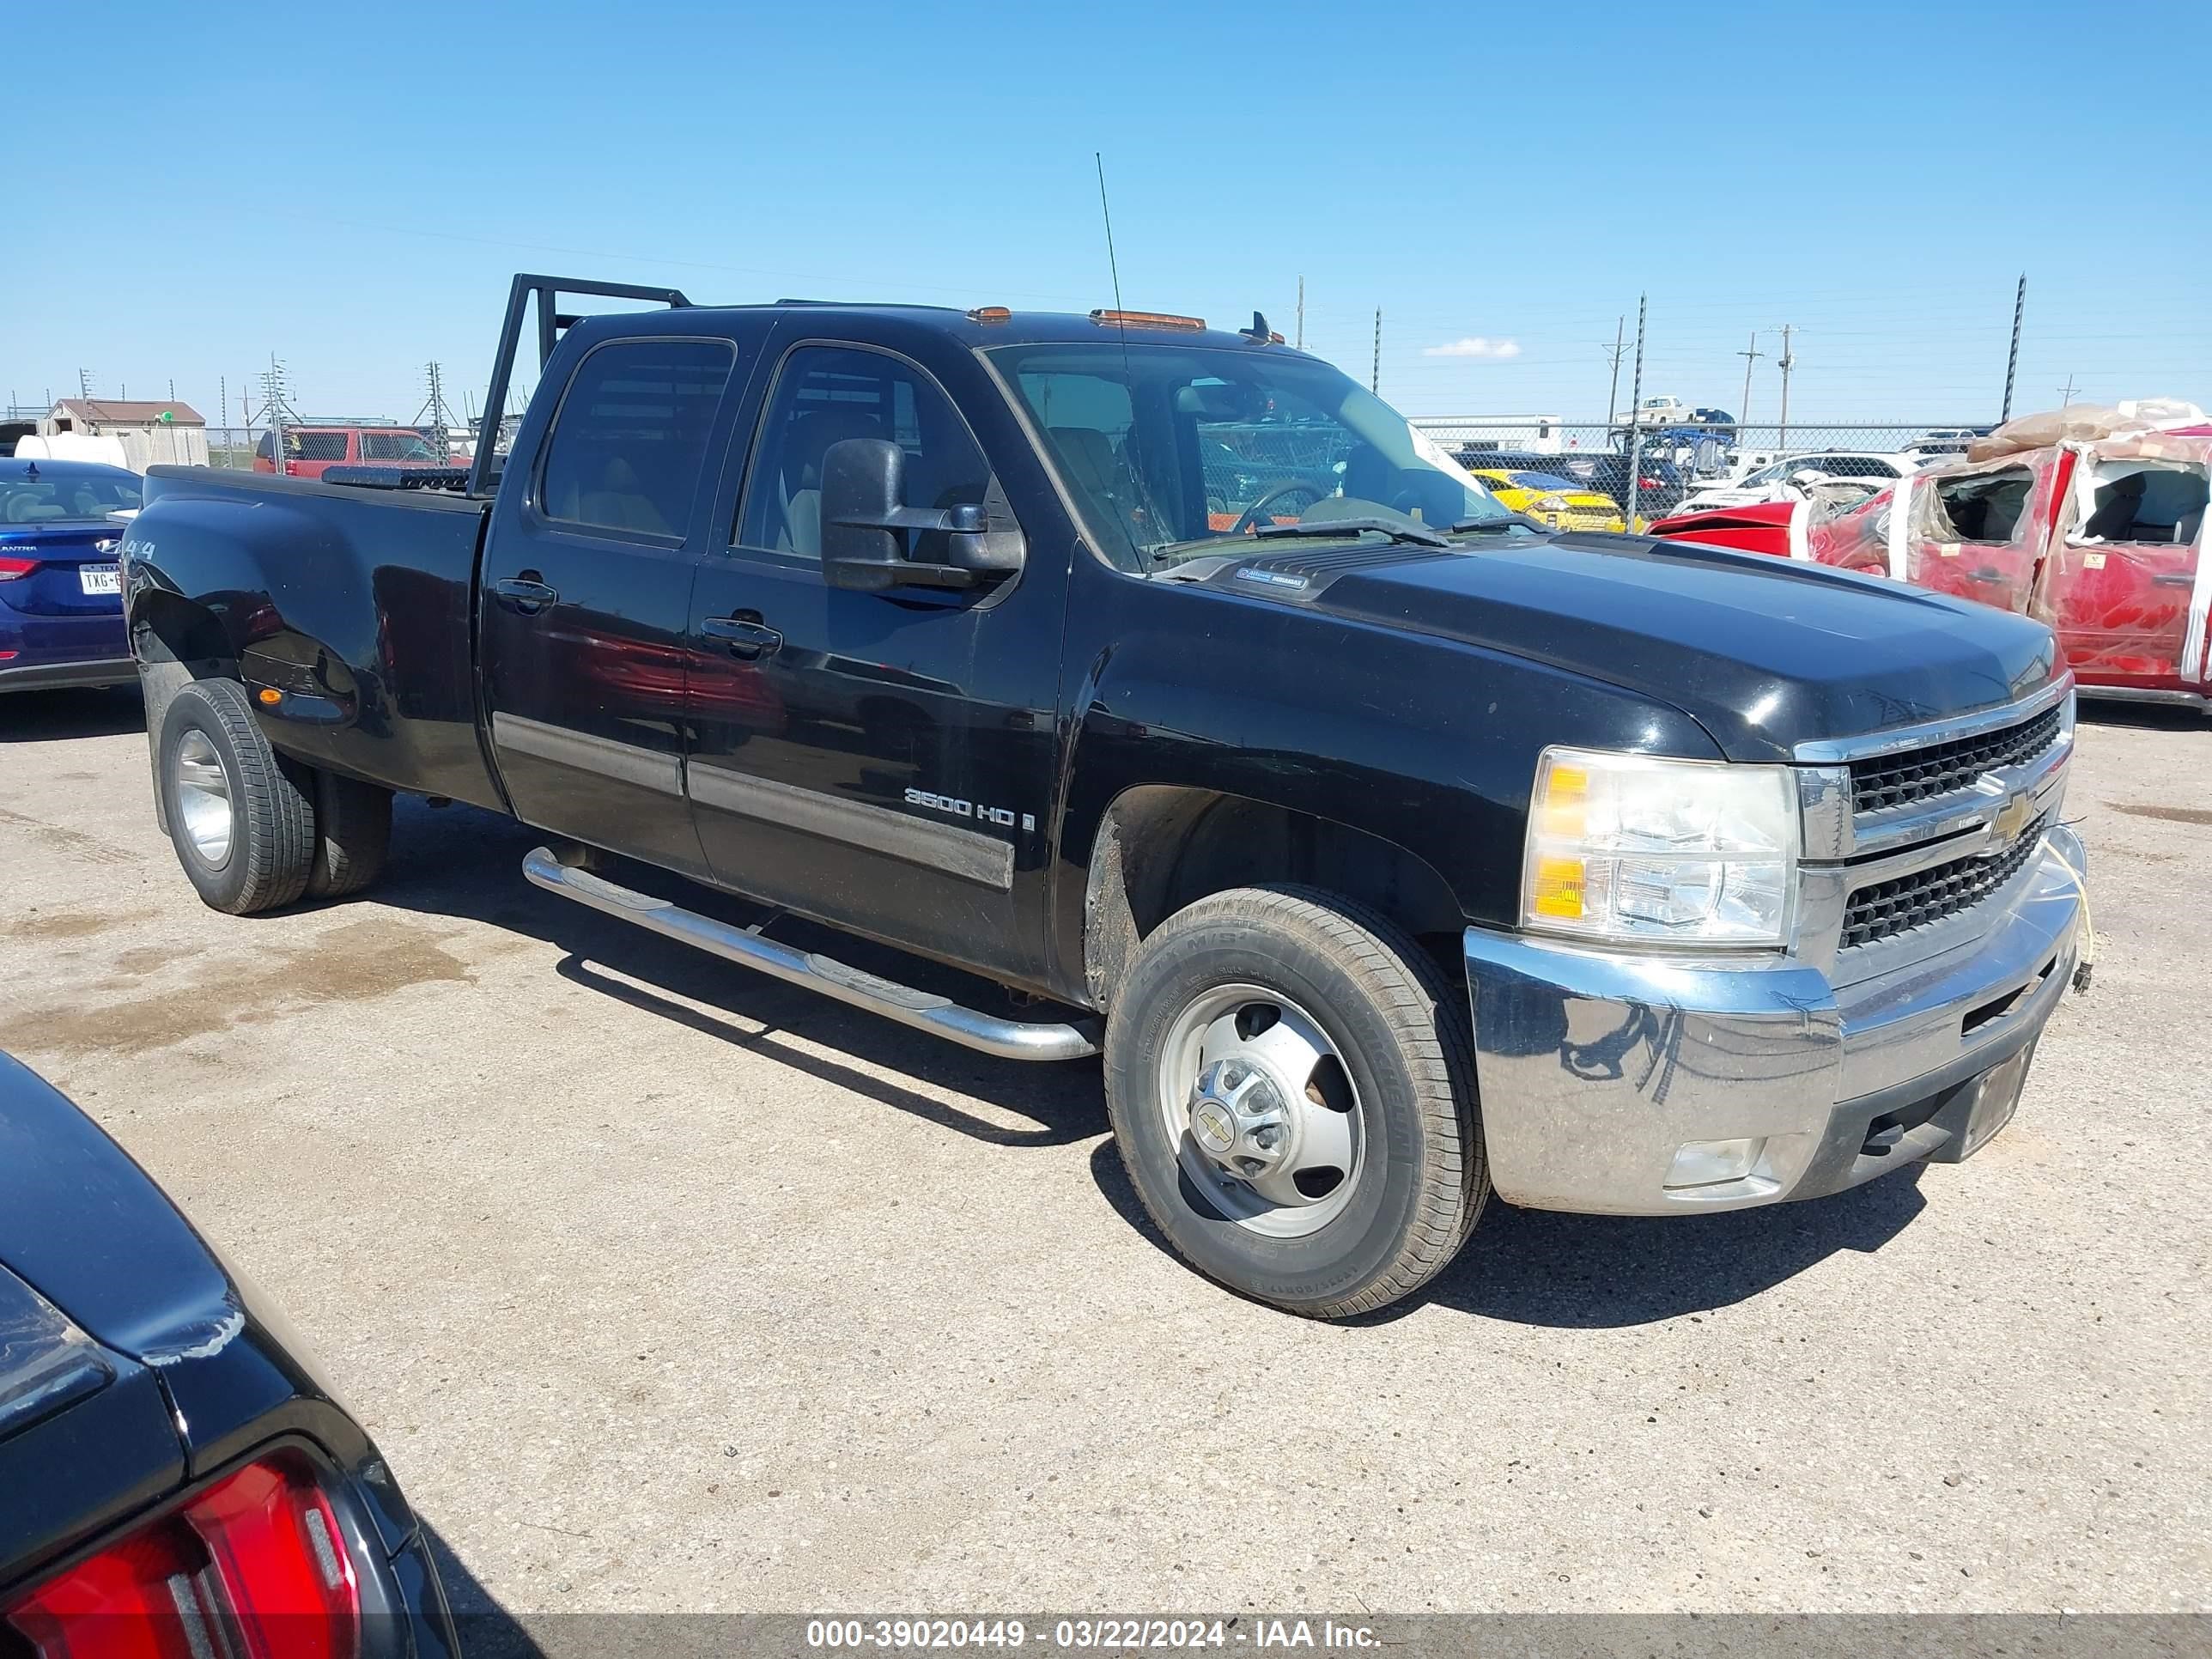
[120,276,2087,1317]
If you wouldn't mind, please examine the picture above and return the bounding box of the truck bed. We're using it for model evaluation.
[137,467,503,810]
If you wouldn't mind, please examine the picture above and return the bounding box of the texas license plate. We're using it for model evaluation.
[79,566,121,596]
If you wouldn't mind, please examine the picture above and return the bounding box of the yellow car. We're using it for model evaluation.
[1468,468,1627,533]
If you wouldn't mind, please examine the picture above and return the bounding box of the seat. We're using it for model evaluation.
[2080,472,2147,541]
[1050,426,1122,509]
[578,456,672,537]
[774,408,884,556]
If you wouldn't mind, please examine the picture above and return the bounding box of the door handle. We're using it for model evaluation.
[492,574,560,613]
[2152,573,2194,587]
[701,616,784,660]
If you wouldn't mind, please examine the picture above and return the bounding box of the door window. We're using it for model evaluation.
[538,338,735,539]
[738,345,992,559]
[362,429,444,461]
[288,431,349,461]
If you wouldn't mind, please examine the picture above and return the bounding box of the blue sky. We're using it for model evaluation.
[7,0,2208,428]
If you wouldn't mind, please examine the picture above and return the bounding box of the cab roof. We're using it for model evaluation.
[568,300,1301,356]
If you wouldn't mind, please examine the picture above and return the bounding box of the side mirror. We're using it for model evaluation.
[819,438,1026,592]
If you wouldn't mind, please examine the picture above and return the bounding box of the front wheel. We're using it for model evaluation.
[1104,886,1486,1318]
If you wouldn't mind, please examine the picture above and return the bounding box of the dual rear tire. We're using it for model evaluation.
[156,678,392,915]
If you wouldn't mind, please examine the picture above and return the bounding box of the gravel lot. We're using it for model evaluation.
[3,688,2207,1624]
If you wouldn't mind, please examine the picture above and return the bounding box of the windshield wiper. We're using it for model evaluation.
[1449,514,1540,534]
[1252,516,1450,550]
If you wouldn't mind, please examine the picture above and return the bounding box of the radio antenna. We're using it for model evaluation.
[1095,151,1154,556]
[1095,151,1127,319]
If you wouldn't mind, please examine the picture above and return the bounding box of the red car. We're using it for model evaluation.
[1650,411,2212,708]
[253,426,457,479]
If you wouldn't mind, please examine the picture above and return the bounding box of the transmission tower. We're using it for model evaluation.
[414,361,465,448]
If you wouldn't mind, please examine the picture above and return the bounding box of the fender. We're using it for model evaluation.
[1044,557,1722,1003]
[124,469,505,811]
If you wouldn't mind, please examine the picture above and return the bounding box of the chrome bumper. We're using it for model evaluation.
[1462,823,2085,1214]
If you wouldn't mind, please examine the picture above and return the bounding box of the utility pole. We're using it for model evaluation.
[1776,324,1796,449]
[1736,330,1764,428]
[2001,274,2026,423]
[1625,295,1648,529]
[220,376,228,453]
[77,368,93,399]
[1295,276,1304,350]
[1370,307,1382,395]
[2057,374,2079,407]
[1602,315,1626,428]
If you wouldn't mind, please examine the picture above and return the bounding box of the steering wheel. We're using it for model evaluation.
[1231,480,1326,535]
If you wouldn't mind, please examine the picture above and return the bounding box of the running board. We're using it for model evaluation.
[521,848,1101,1062]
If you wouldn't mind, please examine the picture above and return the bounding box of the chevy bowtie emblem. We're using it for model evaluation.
[1989,790,2033,848]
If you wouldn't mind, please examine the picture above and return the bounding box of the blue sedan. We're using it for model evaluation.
[0,459,142,693]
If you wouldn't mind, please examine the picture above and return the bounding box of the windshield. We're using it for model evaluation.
[1,467,142,523]
[1509,471,1579,492]
[988,342,1511,565]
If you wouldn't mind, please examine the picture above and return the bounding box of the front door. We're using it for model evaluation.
[479,334,738,876]
[684,339,1063,985]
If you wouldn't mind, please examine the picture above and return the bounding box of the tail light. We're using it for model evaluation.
[3,1454,360,1659]
[1639,476,1663,490]
[0,556,40,581]
[283,461,301,477]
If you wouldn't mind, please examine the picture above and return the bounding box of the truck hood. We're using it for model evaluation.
[1216,532,2060,762]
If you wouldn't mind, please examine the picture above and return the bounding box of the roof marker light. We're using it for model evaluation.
[1089,309,1206,331]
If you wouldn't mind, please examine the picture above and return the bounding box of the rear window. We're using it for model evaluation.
[1,469,142,523]
[538,338,735,538]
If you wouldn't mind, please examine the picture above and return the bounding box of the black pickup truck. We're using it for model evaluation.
[121,275,2087,1318]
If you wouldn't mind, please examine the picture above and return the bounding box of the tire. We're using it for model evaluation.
[306,770,393,898]
[156,678,316,915]
[1104,884,1486,1319]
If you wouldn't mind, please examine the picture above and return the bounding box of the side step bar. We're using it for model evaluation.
[521,848,1102,1063]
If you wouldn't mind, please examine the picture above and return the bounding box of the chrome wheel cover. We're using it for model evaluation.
[1156,983,1364,1238]
[173,729,234,867]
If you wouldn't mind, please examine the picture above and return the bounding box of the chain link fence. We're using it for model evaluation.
[1410,418,1986,524]
[199,422,476,475]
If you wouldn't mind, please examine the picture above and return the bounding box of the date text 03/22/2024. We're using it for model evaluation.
[805,1620,1381,1650]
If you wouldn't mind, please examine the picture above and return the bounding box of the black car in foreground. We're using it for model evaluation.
[0,1052,459,1658]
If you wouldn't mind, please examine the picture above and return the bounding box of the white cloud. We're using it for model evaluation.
[1421,337,1522,359]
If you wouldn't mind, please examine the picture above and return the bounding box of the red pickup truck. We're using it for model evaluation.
[253,425,454,479]
[1650,409,2212,709]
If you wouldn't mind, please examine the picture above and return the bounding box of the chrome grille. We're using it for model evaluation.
[1849,705,2062,815]
[1840,817,2049,949]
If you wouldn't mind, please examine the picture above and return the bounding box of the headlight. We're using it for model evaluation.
[1522,747,1800,947]
[1534,495,1568,511]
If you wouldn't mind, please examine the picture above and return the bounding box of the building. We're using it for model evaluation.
[36,398,210,471]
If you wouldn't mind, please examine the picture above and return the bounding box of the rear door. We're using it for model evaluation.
[479,331,743,876]
[2039,445,2210,690]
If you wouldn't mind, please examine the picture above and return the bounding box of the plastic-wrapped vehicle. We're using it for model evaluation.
[1807,406,2210,707]
[1651,403,2211,708]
